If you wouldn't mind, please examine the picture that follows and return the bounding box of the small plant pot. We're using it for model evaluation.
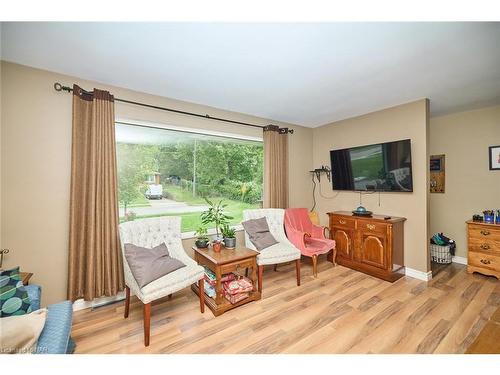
[195,239,209,248]
[223,237,236,249]
[213,242,222,252]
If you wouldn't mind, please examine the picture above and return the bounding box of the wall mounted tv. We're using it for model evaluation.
[330,139,413,192]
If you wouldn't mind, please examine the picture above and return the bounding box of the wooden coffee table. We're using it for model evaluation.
[191,245,261,316]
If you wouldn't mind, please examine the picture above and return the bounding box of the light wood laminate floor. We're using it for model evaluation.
[72,260,500,354]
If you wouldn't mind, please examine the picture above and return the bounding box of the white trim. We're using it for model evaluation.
[405,267,433,281]
[452,256,468,265]
[116,117,263,142]
[72,291,125,312]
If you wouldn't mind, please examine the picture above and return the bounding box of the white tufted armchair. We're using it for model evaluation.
[242,208,301,293]
[119,216,204,346]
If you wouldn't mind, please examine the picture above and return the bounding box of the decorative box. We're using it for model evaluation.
[224,291,249,304]
[222,276,253,295]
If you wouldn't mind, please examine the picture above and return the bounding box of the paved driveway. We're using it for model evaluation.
[119,198,208,217]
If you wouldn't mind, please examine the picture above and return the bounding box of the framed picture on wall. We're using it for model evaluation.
[489,145,500,170]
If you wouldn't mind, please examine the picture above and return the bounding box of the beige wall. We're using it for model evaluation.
[429,105,500,259]
[312,100,430,273]
[0,61,313,305]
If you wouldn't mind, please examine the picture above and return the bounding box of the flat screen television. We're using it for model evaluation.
[330,139,413,192]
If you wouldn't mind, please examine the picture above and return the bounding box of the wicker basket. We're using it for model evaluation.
[430,244,452,264]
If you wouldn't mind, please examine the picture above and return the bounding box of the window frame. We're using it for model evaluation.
[115,118,263,238]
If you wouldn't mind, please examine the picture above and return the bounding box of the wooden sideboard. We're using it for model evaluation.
[466,220,500,279]
[328,211,406,282]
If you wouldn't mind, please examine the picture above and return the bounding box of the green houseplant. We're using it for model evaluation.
[194,226,209,248]
[200,198,233,241]
[221,223,236,249]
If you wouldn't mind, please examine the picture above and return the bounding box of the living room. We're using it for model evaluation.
[1,1,500,372]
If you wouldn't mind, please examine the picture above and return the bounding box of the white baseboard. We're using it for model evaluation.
[72,291,125,312]
[405,267,433,281]
[452,256,468,265]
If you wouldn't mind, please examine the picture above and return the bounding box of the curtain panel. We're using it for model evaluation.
[67,84,124,301]
[263,125,289,209]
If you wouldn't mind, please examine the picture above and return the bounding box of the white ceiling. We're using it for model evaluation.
[2,22,500,127]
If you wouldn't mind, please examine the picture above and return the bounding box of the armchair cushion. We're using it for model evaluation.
[124,242,186,288]
[257,242,302,265]
[241,217,278,251]
[138,264,204,304]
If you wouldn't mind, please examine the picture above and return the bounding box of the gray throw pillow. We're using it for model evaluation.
[124,243,186,288]
[241,217,279,251]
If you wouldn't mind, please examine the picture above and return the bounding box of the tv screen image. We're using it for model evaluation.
[330,139,413,192]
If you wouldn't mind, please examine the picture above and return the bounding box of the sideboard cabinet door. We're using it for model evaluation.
[359,233,387,269]
[332,228,354,260]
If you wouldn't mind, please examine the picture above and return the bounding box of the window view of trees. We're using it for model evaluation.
[116,123,263,232]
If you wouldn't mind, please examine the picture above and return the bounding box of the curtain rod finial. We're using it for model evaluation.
[54,82,63,91]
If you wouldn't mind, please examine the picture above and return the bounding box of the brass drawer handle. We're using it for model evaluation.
[339,219,346,224]
[480,259,491,265]
[480,230,490,236]
[480,244,490,250]
[366,224,376,230]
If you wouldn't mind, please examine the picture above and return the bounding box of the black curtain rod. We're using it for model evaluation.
[53,82,293,134]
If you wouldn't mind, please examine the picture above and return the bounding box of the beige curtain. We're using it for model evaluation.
[263,125,289,209]
[67,84,124,301]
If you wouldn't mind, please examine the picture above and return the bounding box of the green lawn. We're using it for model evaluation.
[121,184,260,232]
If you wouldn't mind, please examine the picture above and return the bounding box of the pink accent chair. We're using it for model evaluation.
[284,208,337,277]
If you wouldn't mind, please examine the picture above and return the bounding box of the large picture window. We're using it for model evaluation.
[116,122,263,233]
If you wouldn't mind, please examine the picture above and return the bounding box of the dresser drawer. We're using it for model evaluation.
[468,237,500,255]
[469,251,500,271]
[468,225,500,241]
[358,219,388,236]
[330,216,356,229]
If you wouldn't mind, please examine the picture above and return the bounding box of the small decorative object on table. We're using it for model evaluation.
[352,206,373,217]
[221,223,237,249]
[472,214,484,222]
[496,210,500,224]
[212,240,222,253]
[483,210,495,224]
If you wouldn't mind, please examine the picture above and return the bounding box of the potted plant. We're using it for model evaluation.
[200,198,233,241]
[194,226,209,248]
[212,239,223,253]
[221,223,236,249]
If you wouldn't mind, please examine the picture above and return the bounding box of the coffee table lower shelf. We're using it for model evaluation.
[191,283,261,317]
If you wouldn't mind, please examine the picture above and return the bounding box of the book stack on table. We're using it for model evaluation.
[203,266,254,304]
